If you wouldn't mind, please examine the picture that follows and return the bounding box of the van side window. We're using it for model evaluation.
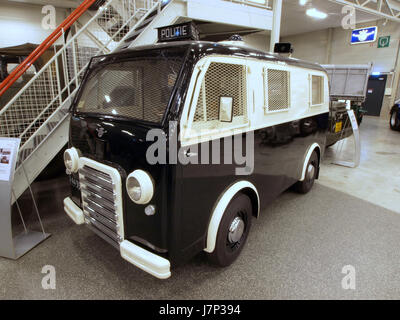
[311,75,324,106]
[264,68,290,113]
[192,62,248,129]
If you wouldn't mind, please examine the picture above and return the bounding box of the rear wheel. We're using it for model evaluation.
[390,110,400,131]
[208,193,252,267]
[294,151,318,194]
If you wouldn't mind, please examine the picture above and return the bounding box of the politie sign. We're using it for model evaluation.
[351,26,378,45]
[157,22,199,42]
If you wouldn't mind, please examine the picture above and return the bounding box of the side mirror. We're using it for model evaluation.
[219,96,233,122]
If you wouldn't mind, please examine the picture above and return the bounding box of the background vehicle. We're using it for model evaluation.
[322,64,371,147]
[390,99,400,131]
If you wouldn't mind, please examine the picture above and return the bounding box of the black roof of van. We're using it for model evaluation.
[114,40,326,73]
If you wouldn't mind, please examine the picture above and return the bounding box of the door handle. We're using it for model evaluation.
[184,150,198,157]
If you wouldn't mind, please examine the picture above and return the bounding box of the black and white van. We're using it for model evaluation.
[63,34,330,279]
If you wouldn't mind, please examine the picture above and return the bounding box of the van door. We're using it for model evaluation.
[253,64,296,199]
[178,58,252,253]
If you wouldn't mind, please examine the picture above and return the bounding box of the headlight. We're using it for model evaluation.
[64,147,79,174]
[126,170,154,204]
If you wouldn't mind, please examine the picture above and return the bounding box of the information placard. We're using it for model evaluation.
[0,137,50,260]
[0,138,19,182]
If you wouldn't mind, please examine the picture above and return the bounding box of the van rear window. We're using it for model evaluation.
[75,53,184,123]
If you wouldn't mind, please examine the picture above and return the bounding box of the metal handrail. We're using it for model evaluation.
[0,0,98,97]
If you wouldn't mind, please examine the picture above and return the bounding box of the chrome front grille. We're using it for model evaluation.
[78,161,123,248]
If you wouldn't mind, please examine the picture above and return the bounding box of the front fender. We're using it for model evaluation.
[391,104,400,115]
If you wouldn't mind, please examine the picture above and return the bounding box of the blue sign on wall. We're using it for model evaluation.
[351,26,378,44]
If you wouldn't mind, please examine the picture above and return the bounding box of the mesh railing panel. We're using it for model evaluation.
[0,63,59,143]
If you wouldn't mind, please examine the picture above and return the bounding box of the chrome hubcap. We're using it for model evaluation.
[307,163,315,181]
[228,217,245,244]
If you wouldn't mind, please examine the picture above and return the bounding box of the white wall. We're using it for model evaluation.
[281,29,330,64]
[282,20,400,72]
[0,2,68,48]
[243,31,270,52]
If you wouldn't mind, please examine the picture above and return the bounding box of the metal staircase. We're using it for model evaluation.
[0,0,174,203]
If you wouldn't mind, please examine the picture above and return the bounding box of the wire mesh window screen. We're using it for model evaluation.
[193,62,247,124]
[76,57,183,123]
[265,69,290,112]
[312,75,324,105]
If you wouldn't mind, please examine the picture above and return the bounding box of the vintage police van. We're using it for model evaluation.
[63,30,329,279]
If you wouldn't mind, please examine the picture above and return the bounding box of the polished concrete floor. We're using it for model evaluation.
[320,116,400,214]
[1,116,399,299]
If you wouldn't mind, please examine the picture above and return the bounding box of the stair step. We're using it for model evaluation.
[144,7,159,20]
[140,16,155,28]
[124,12,158,43]
[46,121,58,132]
[124,24,148,43]
[33,134,46,148]
[59,109,69,116]
[134,16,154,32]
[17,147,33,167]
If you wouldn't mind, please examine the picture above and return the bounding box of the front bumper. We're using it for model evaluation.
[64,197,84,225]
[63,196,171,279]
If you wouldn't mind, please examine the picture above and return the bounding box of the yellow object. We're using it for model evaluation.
[335,121,343,133]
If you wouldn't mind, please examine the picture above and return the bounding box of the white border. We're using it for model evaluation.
[300,143,321,181]
[263,66,291,114]
[350,26,378,45]
[120,240,171,279]
[64,147,80,173]
[78,157,125,240]
[63,197,84,225]
[309,74,325,108]
[126,170,154,205]
[204,180,259,253]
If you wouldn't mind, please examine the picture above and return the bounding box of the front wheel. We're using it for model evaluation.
[208,193,252,267]
[390,110,400,131]
[294,151,318,194]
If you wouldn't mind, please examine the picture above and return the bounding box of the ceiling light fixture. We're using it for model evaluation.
[306,8,328,19]
[299,0,308,5]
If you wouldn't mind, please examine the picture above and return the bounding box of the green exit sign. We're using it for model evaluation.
[378,36,390,48]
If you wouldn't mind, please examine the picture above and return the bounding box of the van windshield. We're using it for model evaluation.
[75,49,185,123]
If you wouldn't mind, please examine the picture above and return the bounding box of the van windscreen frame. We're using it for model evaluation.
[72,47,188,125]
